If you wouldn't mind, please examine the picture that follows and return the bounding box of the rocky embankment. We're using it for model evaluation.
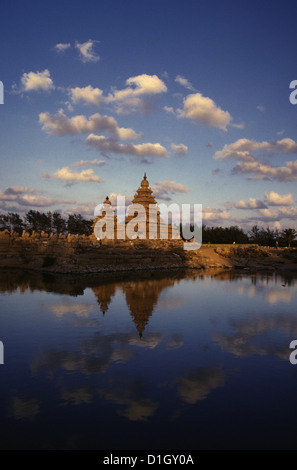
[0,230,296,274]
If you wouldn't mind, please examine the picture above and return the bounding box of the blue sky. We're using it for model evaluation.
[1,0,297,230]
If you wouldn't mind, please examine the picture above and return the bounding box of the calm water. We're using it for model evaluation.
[1,268,297,450]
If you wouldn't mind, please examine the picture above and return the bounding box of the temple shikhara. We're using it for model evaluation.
[93,173,179,240]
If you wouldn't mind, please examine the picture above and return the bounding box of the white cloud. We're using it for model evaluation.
[106,74,167,114]
[0,187,75,208]
[62,74,167,115]
[108,193,133,208]
[277,206,297,220]
[256,208,281,221]
[275,138,297,153]
[75,39,100,63]
[0,190,20,202]
[42,167,104,183]
[203,206,231,223]
[164,106,175,114]
[55,42,71,53]
[234,198,267,210]
[154,179,189,193]
[85,134,167,158]
[235,205,297,227]
[171,143,188,156]
[21,69,54,92]
[72,159,105,167]
[229,213,297,232]
[39,110,140,139]
[0,187,43,202]
[215,138,297,161]
[69,85,103,106]
[231,122,245,129]
[152,179,189,200]
[215,137,297,181]
[215,139,270,161]
[18,195,76,207]
[232,160,297,181]
[114,74,167,98]
[64,202,96,218]
[264,191,294,206]
[3,186,43,196]
[117,127,141,140]
[257,105,265,112]
[178,93,232,130]
[175,75,195,91]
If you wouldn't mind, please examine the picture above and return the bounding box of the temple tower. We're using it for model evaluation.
[125,173,176,239]
[92,174,180,240]
[125,173,161,238]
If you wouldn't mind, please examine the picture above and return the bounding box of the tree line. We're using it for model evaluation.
[0,211,297,247]
[0,211,93,236]
[182,224,297,247]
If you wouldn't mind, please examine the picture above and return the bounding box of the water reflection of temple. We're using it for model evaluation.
[124,279,175,337]
[92,284,117,315]
[2,269,296,338]
[92,277,176,336]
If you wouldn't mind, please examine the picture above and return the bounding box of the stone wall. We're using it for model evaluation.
[0,230,295,274]
[0,229,191,273]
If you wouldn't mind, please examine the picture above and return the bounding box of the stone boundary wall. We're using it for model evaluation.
[0,230,295,274]
[0,229,188,273]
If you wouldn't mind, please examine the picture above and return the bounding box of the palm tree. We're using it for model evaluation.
[281,228,297,248]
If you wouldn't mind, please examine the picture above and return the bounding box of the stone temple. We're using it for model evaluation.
[93,173,179,240]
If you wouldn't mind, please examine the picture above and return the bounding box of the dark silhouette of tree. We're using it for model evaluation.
[0,214,9,231]
[52,212,67,235]
[201,225,249,244]
[0,211,94,235]
[248,226,280,246]
[281,228,297,248]
[25,210,52,233]
[0,212,25,234]
[179,224,249,244]
[248,225,261,244]
[67,214,92,235]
